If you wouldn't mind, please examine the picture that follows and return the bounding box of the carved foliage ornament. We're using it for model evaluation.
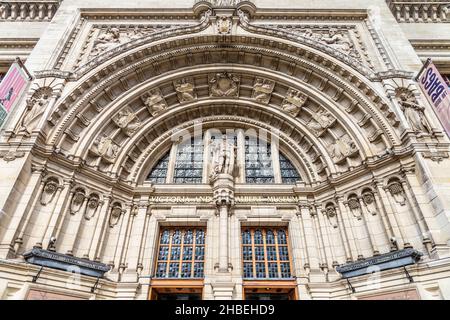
[209,72,240,97]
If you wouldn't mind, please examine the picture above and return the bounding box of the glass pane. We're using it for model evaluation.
[194,262,204,278]
[255,246,265,261]
[183,247,193,260]
[278,246,289,261]
[255,263,266,278]
[268,262,278,278]
[168,263,179,277]
[280,263,291,278]
[158,247,169,261]
[172,230,181,244]
[242,230,251,244]
[243,262,253,278]
[267,246,277,261]
[254,229,263,244]
[147,152,170,184]
[195,246,205,260]
[181,263,192,278]
[155,262,167,277]
[184,230,193,244]
[277,230,287,244]
[196,230,205,244]
[279,153,301,184]
[170,247,180,260]
[160,230,170,244]
[266,230,275,244]
[243,246,252,260]
[245,136,274,184]
[174,137,204,183]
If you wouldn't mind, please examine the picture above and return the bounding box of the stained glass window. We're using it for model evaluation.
[241,228,292,279]
[279,153,301,184]
[245,136,274,183]
[147,152,170,183]
[174,137,204,183]
[155,228,206,279]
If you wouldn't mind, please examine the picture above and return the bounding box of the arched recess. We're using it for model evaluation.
[38,17,404,187]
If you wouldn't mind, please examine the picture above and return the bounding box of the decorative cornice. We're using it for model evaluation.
[386,0,450,23]
[0,0,62,21]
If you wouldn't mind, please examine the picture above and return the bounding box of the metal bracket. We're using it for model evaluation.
[32,266,44,283]
[91,277,100,293]
[346,278,356,293]
[403,266,414,283]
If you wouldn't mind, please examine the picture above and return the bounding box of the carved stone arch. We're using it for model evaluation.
[44,36,401,149]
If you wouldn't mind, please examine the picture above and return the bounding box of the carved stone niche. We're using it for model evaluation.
[173,78,197,103]
[70,188,86,215]
[90,135,120,163]
[329,135,358,164]
[85,194,101,220]
[347,195,362,220]
[40,178,60,206]
[209,72,240,98]
[112,107,141,136]
[143,89,168,117]
[307,108,336,137]
[361,189,377,216]
[386,178,406,206]
[324,203,338,228]
[252,78,275,104]
[395,88,431,135]
[281,88,307,117]
[109,202,125,228]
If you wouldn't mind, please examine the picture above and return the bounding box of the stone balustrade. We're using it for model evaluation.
[0,0,61,21]
[386,0,450,23]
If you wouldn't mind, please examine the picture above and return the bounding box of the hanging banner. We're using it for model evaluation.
[416,59,450,137]
[0,59,32,128]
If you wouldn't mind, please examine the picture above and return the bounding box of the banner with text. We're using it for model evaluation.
[418,60,450,137]
[0,62,30,128]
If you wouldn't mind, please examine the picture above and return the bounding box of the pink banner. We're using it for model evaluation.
[0,62,29,112]
[418,61,450,137]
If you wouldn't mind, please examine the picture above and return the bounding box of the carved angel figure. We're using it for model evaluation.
[15,94,49,135]
[90,28,121,57]
[144,89,167,116]
[252,78,275,104]
[92,135,119,162]
[329,135,357,163]
[398,92,431,134]
[113,108,141,136]
[307,109,335,137]
[210,72,239,97]
[281,89,307,117]
[209,135,236,181]
[174,78,197,102]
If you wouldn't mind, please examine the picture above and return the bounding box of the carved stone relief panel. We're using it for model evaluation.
[329,135,358,164]
[395,88,432,135]
[112,107,141,136]
[252,78,275,104]
[307,108,336,137]
[209,72,240,97]
[174,78,197,103]
[143,89,168,117]
[15,87,53,136]
[216,16,232,34]
[281,88,307,117]
[91,135,120,163]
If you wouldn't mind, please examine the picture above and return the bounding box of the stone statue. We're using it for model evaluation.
[252,78,275,104]
[398,92,431,134]
[209,135,236,181]
[144,89,167,116]
[15,94,50,136]
[329,135,357,163]
[90,28,121,57]
[174,78,197,102]
[112,108,141,136]
[281,89,307,117]
[209,72,239,97]
[92,135,120,163]
[307,109,336,137]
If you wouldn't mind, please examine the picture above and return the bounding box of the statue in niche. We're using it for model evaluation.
[40,179,59,206]
[90,28,121,57]
[70,189,86,215]
[91,135,120,163]
[387,181,406,206]
[209,72,240,97]
[252,78,275,104]
[329,135,357,164]
[174,78,197,102]
[109,203,124,227]
[281,89,307,117]
[347,197,362,220]
[397,91,431,134]
[217,16,232,34]
[112,108,141,136]
[324,205,338,228]
[15,93,50,136]
[362,191,377,216]
[144,89,167,116]
[307,109,336,137]
[209,135,237,181]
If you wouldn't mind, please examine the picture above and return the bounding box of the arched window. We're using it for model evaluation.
[147,152,170,183]
[279,153,301,184]
[245,136,274,183]
[173,137,204,184]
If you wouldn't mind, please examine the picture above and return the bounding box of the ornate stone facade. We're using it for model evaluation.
[0,0,450,301]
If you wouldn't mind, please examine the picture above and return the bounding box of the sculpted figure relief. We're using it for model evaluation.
[112,108,141,136]
[397,92,431,134]
[281,89,307,117]
[174,78,197,102]
[217,16,232,34]
[109,202,124,228]
[144,89,168,116]
[209,72,240,97]
[15,93,50,136]
[302,28,360,59]
[91,135,120,163]
[329,135,358,164]
[307,109,336,137]
[85,194,100,220]
[40,179,60,206]
[70,189,86,215]
[252,78,275,104]
[90,28,121,57]
[209,135,237,182]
